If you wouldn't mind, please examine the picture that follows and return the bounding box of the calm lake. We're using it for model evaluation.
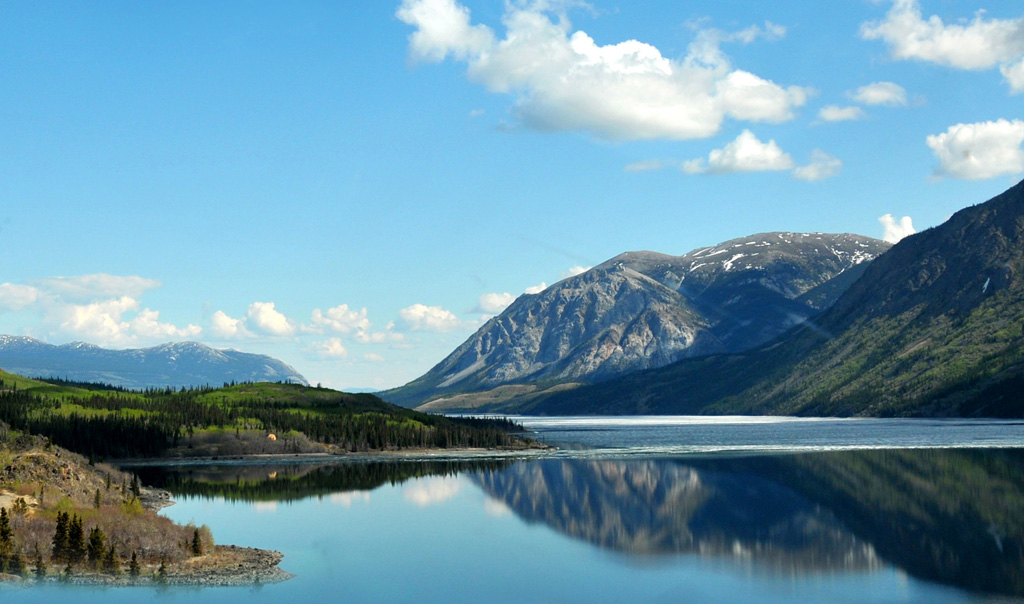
[6,416,1024,603]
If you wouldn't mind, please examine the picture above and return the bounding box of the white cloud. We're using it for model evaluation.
[683,130,794,175]
[926,119,1024,180]
[861,1,1024,91]
[879,214,917,243]
[245,301,297,337]
[397,1,807,140]
[396,0,495,62]
[397,303,462,332]
[714,70,809,123]
[475,292,516,314]
[364,353,385,362]
[354,321,405,344]
[793,150,842,181]
[561,265,590,278]
[128,309,201,340]
[34,274,161,302]
[817,105,866,122]
[315,337,349,359]
[403,477,462,506]
[210,310,252,339]
[309,304,372,334]
[1003,57,1024,93]
[58,296,140,344]
[850,81,908,107]
[51,295,201,347]
[0,283,40,311]
[524,282,548,295]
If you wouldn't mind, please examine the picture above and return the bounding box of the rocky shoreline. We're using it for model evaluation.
[0,545,293,587]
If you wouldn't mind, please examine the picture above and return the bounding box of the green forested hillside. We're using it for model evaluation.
[0,369,529,458]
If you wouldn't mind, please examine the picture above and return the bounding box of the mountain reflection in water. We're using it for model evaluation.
[137,448,1024,598]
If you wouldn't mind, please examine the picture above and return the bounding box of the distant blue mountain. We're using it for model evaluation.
[0,336,308,389]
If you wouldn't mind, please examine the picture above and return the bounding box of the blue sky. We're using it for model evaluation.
[1,0,1022,390]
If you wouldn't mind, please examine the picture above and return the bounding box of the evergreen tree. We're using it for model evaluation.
[9,551,26,576]
[191,528,203,556]
[102,544,119,575]
[131,474,141,498]
[67,514,86,565]
[94,488,102,509]
[33,549,46,578]
[87,526,106,569]
[0,506,12,571]
[51,511,68,562]
[128,551,141,577]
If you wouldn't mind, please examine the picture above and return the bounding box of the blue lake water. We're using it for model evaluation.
[5,417,1024,603]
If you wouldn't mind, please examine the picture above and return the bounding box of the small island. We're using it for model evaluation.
[0,368,538,586]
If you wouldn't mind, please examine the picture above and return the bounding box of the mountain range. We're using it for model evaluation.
[448,178,1024,417]
[0,336,308,389]
[385,232,890,410]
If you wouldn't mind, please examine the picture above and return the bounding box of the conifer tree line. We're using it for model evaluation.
[0,384,525,459]
[0,505,209,579]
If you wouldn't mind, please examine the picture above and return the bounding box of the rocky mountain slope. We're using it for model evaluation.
[385,233,889,409]
[0,337,308,389]
[527,178,1024,417]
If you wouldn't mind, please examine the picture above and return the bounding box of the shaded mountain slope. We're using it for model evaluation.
[385,233,888,409]
[528,178,1024,417]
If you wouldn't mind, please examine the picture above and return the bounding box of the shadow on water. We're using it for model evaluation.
[135,449,1024,597]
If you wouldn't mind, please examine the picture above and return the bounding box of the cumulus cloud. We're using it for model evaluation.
[129,309,201,340]
[56,296,200,346]
[0,283,40,311]
[211,310,252,339]
[0,274,203,347]
[817,105,866,122]
[397,303,462,332]
[879,214,917,243]
[397,0,808,140]
[926,119,1024,179]
[309,304,372,334]
[683,130,794,175]
[245,302,296,337]
[1003,57,1024,93]
[524,282,548,295]
[861,0,1024,92]
[793,150,843,181]
[315,337,349,358]
[850,81,908,106]
[474,292,516,314]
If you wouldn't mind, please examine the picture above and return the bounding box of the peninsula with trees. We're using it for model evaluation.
[0,368,536,585]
